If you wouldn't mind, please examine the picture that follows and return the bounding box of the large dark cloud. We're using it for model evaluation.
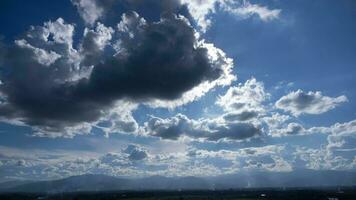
[80,13,222,101]
[0,11,231,135]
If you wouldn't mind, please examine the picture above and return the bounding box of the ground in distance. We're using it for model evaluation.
[1,188,356,200]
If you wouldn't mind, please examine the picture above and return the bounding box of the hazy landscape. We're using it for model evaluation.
[1,171,355,199]
[1,170,356,193]
[1,189,356,200]
[1,0,355,199]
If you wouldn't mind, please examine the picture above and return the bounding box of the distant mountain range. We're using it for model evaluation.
[1,170,355,193]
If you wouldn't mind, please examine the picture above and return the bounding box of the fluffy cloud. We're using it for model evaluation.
[262,113,291,129]
[217,78,268,113]
[71,0,115,25]
[123,144,148,161]
[72,0,281,32]
[216,78,268,125]
[187,145,291,172]
[326,120,356,161]
[72,0,181,25]
[144,78,317,140]
[271,122,305,137]
[275,90,347,116]
[143,77,351,141]
[0,145,291,180]
[145,113,262,141]
[78,13,230,101]
[0,12,234,137]
[80,22,114,66]
[291,120,356,171]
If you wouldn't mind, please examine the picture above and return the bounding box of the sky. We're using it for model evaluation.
[0,0,355,182]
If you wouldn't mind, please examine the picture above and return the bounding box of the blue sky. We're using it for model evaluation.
[0,0,355,181]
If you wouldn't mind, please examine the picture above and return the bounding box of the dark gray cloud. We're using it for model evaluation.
[145,114,262,141]
[208,122,262,141]
[223,110,259,122]
[123,144,148,161]
[83,13,222,101]
[0,12,232,136]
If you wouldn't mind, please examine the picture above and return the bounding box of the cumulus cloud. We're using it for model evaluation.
[215,78,268,126]
[271,122,305,137]
[143,78,317,141]
[123,144,148,161]
[275,90,348,116]
[72,0,181,25]
[1,135,355,181]
[0,1,285,140]
[326,120,356,160]
[289,119,356,171]
[72,0,281,32]
[293,146,356,171]
[0,12,234,137]
[71,0,115,25]
[80,22,114,66]
[2,145,288,180]
[217,78,268,113]
[145,113,262,141]
[143,77,350,141]
[262,113,291,129]
[80,13,229,101]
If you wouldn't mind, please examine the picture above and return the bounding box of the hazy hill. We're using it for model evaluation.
[1,170,355,193]
[4,174,130,193]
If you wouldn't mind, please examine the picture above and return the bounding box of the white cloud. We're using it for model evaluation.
[181,0,217,32]
[221,1,281,22]
[71,0,280,32]
[217,77,268,112]
[44,18,75,46]
[32,122,93,138]
[71,0,104,25]
[327,120,356,160]
[235,145,292,172]
[182,0,281,32]
[271,122,305,137]
[291,120,356,171]
[14,39,61,66]
[293,146,356,171]
[275,90,348,116]
[80,22,114,66]
[262,112,291,129]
